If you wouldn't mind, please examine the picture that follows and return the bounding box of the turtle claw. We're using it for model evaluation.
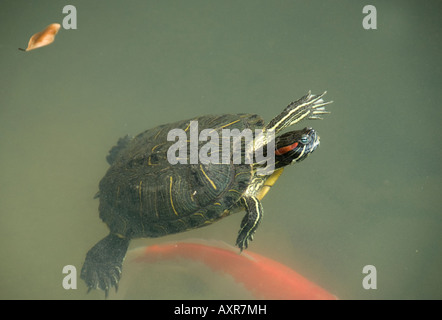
[81,259,123,298]
[235,233,250,252]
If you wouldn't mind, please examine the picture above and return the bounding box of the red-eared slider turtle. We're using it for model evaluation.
[81,91,332,296]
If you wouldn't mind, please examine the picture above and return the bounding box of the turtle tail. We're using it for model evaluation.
[80,234,130,297]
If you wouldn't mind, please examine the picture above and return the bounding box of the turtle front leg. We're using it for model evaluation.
[265,91,332,134]
[236,196,263,251]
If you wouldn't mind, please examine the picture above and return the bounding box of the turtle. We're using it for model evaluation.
[81,91,332,296]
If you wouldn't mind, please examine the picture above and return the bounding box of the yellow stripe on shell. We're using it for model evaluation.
[200,165,217,190]
[169,176,179,216]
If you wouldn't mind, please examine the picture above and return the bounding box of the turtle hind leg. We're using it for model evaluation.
[80,234,130,297]
[236,196,263,251]
[106,135,132,165]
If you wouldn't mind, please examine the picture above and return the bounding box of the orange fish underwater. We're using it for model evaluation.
[128,240,337,300]
[19,23,60,52]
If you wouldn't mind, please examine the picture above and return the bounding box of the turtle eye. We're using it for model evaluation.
[300,134,310,144]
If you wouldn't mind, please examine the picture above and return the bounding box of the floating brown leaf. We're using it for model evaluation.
[19,23,61,52]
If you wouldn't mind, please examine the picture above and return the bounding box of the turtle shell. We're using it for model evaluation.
[97,114,265,239]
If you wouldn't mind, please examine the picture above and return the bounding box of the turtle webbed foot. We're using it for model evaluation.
[236,196,263,252]
[236,229,254,252]
[80,234,130,297]
[81,259,122,298]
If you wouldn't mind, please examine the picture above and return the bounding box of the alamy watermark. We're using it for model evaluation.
[362,265,377,290]
[362,5,377,30]
[166,121,276,175]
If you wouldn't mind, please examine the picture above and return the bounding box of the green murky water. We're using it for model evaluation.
[0,0,440,299]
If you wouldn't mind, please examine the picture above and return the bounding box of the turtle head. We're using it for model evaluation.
[274,127,319,168]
